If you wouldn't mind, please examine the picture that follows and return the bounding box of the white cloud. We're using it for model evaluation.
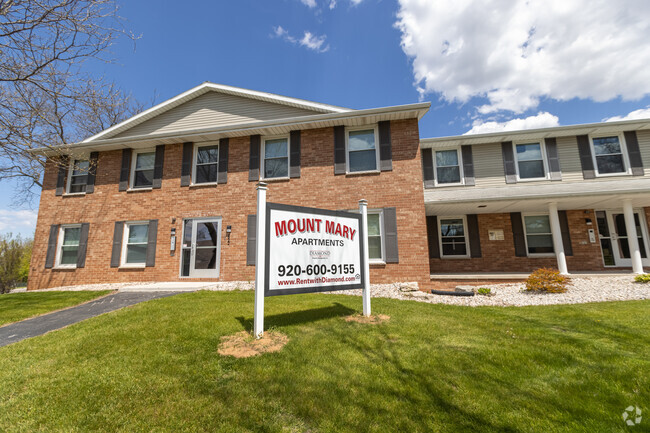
[329,0,337,9]
[273,26,329,53]
[0,209,38,235]
[605,107,650,122]
[464,112,560,135]
[395,0,650,114]
[300,32,329,53]
[300,0,317,7]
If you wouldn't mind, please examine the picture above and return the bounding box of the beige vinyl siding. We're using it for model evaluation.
[637,130,650,176]
[555,136,583,182]
[473,142,507,188]
[114,92,321,139]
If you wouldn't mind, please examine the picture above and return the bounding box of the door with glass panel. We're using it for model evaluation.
[596,210,650,267]
[180,218,222,278]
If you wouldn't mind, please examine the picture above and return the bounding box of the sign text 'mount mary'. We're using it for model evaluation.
[264,203,365,296]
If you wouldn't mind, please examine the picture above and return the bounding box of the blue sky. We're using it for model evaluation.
[3,0,650,237]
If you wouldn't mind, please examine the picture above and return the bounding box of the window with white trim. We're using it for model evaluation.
[56,225,81,267]
[346,127,379,173]
[590,135,627,175]
[67,159,89,193]
[439,217,468,257]
[263,136,289,179]
[514,142,546,180]
[131,150,155,189]
[523,215,554,255]
[193,143,219,184]
[121,222,149,266]
[434,149,462,185]
[367,210,384,262]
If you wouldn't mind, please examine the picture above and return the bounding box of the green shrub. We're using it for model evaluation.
[476,287,492,296]
[634,273,650,283]
[525,268,568,294]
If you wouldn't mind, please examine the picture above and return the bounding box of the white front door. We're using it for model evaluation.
[180,217,222,278]
[596,210,650,267]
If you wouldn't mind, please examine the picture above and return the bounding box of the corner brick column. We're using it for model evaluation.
[548,202,569,275]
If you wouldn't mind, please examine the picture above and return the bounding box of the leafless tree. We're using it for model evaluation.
[0,0,145,204]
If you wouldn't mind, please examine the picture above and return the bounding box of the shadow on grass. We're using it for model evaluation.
[235,302,356,332]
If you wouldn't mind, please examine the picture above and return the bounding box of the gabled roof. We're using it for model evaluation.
[83,82,352,143]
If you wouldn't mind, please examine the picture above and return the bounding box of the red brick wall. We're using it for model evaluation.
[429,210,607,273]
[28,119,432,290]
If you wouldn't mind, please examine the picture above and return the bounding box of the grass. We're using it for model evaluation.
[0,291,647,432]
[0,291,111,326]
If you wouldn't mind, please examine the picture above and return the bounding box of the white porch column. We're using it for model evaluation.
[548,202,569,275]
[623,199,644,274]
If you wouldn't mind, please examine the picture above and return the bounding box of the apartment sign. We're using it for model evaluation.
[264,203,365,296]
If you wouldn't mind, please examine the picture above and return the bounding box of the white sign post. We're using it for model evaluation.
[359,199,371,317]
[253,182,267,339]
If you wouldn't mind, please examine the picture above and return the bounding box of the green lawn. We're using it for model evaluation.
[0,291,112,326]
[0,291,647,432]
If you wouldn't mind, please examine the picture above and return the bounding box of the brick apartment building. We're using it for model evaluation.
[28,83,650,290]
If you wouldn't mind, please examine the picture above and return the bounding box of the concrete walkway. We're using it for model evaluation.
[0,291,184,348]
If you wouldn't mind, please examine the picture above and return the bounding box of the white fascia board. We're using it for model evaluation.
[421,118,650,147]
[83,82,352,143]
[33,102,431,155]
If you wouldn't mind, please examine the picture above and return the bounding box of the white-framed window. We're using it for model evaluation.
[346,126,379,173]
[193,142,219,184]
[121,222,149,267]
[55,224,82,268]
[366,210,385,262]
[434,148,463,185]
[522,214,554,256]
[262,136,290,179]
[130,149,155,189]
[590,134,629,176]
[66,159,89,194]
[514,142,547,180]
[438,216,469,258]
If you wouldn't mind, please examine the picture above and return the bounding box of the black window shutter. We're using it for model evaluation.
[624,131,644,176]
[152,145,165,189]
[466,214,482,258]
[249,135,261,181]
[461,145,475,186]
[510,212,527,257]
[501,142,517,184]
[180,142,193,186]
[110,221,124,267]
[45,224,59,268]
[86,152,99,194]
[119,149,132,191]
[333,126,346,175]
[421,148,435,189]
[290,130,301,178]
[576,135,595,179]
[378,120,393,172]
[247,214,256,265]
[218,138,229,184]
[55,156,69,196]
[383,207,399,263]
[77,223,90,268]
[426,215,440,259]
[544,138,562,181]
[558,211,573,256]
[146,220,158,267]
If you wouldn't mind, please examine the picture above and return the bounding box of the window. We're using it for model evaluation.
[434,149,462,185]
[56,225,81,267]
[439,217,468,257]
[122,222,149,266]
[347,127,378,173]
[591,135,627,175]
[263,137,289,179]
[193,143,219,184]
[523,215,554,255]
[66,159,89,193]
[131,150,155,189]
[514,142,546,179]
[367,211,384,262]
